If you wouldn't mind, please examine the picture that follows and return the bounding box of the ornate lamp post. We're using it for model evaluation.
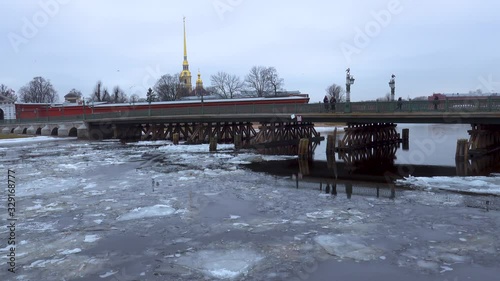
[82,99,86,120]
[345,68,355,113]
[389,74,396,102]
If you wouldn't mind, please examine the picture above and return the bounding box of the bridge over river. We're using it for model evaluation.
[1,99,499,159]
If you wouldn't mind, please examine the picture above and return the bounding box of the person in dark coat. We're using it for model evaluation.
[433,96,439,110]
[397,97,402,110]
[330,96,336,111]
[323,95,329,111]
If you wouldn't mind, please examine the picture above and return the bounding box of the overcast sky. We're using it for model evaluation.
[1,0,499,102]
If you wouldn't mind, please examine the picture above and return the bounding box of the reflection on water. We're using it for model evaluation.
[315,124,472,166]
[456,151,500,176]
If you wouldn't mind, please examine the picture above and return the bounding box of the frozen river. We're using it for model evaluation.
[1,125,500,281]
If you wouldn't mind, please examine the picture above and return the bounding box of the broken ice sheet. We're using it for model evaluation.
[176,248,263,279]
[314,234,381,261]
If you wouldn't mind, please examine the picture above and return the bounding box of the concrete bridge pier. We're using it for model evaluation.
[77,123,89,139]
[41,125,52,136]
[58,125,69,137]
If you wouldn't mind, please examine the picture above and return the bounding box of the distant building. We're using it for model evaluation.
[0,102,15,120]
[236,90,308,98]
[64,92,82,103]
[429,92,499,101]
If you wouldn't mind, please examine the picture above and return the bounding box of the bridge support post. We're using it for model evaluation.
[326,128,337,155]
[77,123,89,140]
[402,128,410,150]
[1,127,11,134]
[455,139,469,160]
[298,138,310,159]
[58,124,69,137]
[173,133,180,145]
[234,134,242,149]
[209,137,217,152]
[467,124,500,158]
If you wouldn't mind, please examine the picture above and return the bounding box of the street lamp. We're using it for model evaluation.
[389,74,396,102]
[148,99,151,117]
[82,99,86,120]
[345,68,355,112]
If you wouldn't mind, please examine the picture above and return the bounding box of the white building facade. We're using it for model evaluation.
[0,102,16,120]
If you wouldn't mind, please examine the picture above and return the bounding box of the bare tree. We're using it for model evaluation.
[265,67,284,96]
[129,94,140,104]
[325,84,345,101]
[0,84,17,102]
[154,74,182,101]
[102,88,111,102]
[19,77,58,103]
[245,66,272,97]
[210,71,244,99]
[111,86,128,103]
[376,92,391,101]
[90,80,104,102]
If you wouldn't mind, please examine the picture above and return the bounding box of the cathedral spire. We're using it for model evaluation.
[183,16,188,62]
[180,17,192,90]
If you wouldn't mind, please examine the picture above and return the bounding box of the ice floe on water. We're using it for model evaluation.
[2,137,500,280]
[117,204,176,221]
[0,136,74,145]
[315,234,381,261]
[59,248,82,255]
[84,235,100,243]
[397,175,500,195]
[176,248,263,279]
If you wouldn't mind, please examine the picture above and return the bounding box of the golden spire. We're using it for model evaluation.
[180,17,192,90]
[183,16,188,62]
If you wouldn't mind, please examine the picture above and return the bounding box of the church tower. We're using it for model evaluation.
[180,17,192,90]
[196,70,204,93]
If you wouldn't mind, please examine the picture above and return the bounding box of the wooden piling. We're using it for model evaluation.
[298,159,310,176]
[173,133,180,145]
[234,134,242,149]
[298,138,310,159]
[455,139,469,160]
[209,137,218,152]
[402,128,409,141]
[326,128,337,155]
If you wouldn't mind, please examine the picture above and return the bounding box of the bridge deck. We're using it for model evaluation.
[84,112,500,125]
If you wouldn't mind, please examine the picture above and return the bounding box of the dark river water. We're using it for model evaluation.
[0,124,499,281]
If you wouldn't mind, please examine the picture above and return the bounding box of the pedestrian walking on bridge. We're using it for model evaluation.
[323,95,329,112]
[330,96,337,112]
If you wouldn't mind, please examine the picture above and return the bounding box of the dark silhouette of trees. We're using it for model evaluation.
[245,66,284,97]
[146,87,157,103]
[112,86,128,103]
[326,84,345,102]
[265,67,284,96]
[154,74,183,101]
[19,77,58,103]
[210,71,244,99]
[0,84,17,102]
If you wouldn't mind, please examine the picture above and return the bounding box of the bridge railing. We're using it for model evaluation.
[1,98,499,126]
